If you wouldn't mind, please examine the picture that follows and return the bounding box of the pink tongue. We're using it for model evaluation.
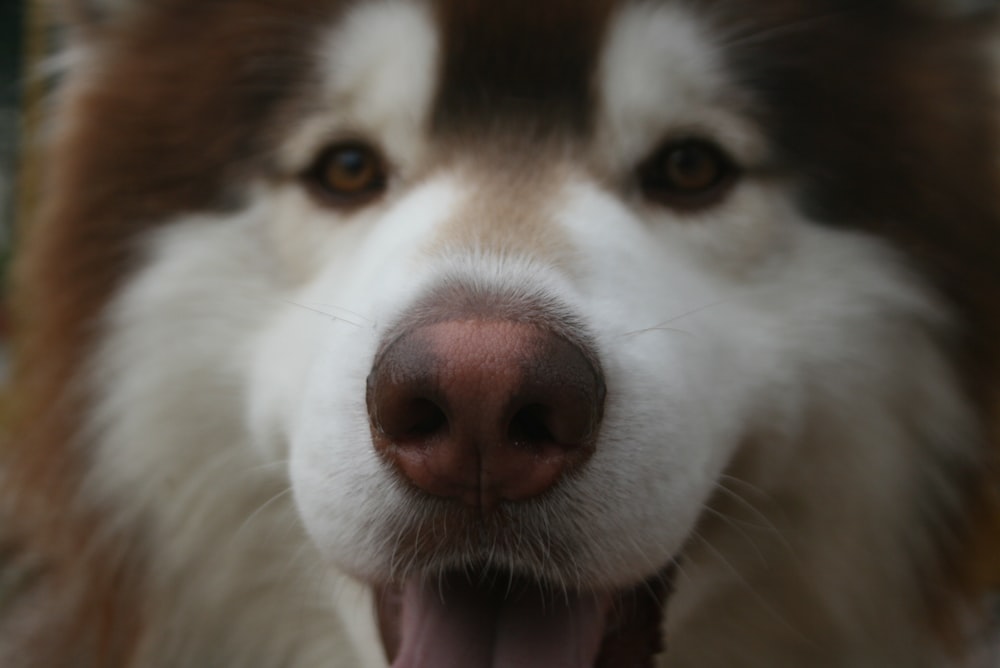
[391,576,610,668]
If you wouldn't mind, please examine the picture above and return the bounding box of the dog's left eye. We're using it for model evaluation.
[637,139,737,209]
[303,142,388,206]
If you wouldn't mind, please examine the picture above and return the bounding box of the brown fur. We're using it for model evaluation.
[430,151,575,264]
[7,1,344,662]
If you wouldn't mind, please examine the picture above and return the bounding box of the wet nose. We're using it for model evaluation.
[366,319,604,511]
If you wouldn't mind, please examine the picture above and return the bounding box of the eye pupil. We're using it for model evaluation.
[329,149,372,186]
[305,141,387,205]
[667,145,718,189]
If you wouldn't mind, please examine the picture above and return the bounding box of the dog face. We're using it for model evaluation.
[280,1,763,587]
[239,0,968,590]
[17,0,1000,665]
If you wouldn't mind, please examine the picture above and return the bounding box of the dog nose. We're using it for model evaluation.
[366,319,604,511]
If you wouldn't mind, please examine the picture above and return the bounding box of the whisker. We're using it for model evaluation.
[710,476,804,575]
[235,458,291,476]
[717,473,773,500]
[301,301,375,324]
[687,528,751,590]
[698,505,768,566]
[711,483,780,533]
[718,8,855,51]
[687,530,808,643]
[617,299,730,339]
[283,299,367,328]
[235,486,295,539]
[616,324,694,339]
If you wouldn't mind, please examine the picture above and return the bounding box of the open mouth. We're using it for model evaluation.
[376,566,675,668]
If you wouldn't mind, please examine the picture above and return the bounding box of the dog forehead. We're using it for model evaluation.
[429,0,617,139]
[327,0,741,153]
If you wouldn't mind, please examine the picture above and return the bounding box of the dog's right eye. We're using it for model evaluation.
[303,142,388,206]
[637,139,738,211]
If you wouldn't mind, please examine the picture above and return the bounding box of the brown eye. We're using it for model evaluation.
[305,142,387,205]
[638,140,737,209]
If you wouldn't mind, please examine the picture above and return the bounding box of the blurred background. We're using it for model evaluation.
[0,1,25,284]
[0,0,30,376]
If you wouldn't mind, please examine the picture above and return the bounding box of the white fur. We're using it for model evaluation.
[82,1,977,666]
[280,1,437,175]
[596,4,764,176]
[85,207,382,666]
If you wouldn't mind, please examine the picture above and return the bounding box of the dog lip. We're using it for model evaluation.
[375,565,675,667]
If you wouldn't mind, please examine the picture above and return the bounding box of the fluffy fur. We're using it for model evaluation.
[3,0,999,666]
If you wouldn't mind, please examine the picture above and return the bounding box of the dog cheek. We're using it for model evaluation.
[245,314,312,462]
[287,353,393,578]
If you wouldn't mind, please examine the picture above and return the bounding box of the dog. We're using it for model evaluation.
[3,0,1000,666]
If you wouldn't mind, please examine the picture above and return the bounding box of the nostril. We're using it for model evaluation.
[507,404,555,448]
[407,399,447,439]
[368,379,449,444]
[395,398,448,442]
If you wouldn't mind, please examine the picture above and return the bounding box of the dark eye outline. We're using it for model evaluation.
[636,139,739,211]
[301,141,389,207]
